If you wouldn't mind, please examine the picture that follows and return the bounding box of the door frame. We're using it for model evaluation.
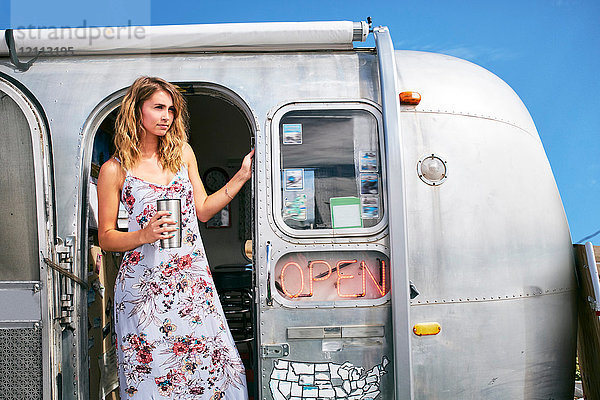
[79,80,260,398]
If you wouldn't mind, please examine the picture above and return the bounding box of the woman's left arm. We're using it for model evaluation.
[184,143,254,222]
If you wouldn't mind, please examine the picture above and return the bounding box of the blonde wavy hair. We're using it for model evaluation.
[114,76,189,173]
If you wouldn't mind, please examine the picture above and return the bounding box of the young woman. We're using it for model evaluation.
[97,76,252,399]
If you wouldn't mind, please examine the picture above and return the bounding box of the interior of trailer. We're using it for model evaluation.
[87,84,255,399]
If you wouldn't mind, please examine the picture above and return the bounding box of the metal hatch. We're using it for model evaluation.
[249,22,409,400]
[0,74,54,399]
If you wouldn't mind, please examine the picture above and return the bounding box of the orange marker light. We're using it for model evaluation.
[399,91,421,105]
[413,322,441,336]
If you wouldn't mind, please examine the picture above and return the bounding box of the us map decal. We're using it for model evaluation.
[269,357,389,399]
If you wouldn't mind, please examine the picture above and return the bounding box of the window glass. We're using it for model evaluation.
[0,90,40,281]
[279,108,383,230]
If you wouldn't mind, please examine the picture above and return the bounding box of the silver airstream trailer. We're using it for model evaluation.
[0,20,577,399]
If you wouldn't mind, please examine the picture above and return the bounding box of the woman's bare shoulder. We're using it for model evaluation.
[182,143,197,163]
[98,158,126,187]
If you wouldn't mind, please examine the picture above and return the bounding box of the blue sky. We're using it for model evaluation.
[1,0,599,243]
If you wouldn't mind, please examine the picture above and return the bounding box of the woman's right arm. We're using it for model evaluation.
[97,159,175,252]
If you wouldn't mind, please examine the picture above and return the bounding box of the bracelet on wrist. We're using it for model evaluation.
[224,185,234,200]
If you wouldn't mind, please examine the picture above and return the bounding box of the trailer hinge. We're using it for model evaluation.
[260,343,289,358]
[54,236,77,328]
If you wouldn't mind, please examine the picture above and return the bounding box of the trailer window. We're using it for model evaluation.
[0,90,39,280]
[277,107,383,232]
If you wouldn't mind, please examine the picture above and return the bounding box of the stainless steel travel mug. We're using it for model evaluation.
[157,199,181,248]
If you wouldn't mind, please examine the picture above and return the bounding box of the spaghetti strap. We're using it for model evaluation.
[112,157,129,177]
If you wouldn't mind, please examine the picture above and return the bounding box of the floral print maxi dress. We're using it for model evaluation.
[114,163,248,399]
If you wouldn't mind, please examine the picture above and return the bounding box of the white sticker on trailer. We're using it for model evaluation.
[269,357,388,399]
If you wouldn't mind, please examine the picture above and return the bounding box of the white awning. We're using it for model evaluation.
[0,20,369,56]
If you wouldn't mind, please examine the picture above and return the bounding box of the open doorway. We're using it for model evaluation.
[87,83,256,399]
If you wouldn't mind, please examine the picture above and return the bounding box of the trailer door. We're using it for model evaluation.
[372,26,414,399]
[256,101,396,400]
[0,76,54,399]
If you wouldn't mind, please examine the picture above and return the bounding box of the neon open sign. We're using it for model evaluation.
[274,251,390,301]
